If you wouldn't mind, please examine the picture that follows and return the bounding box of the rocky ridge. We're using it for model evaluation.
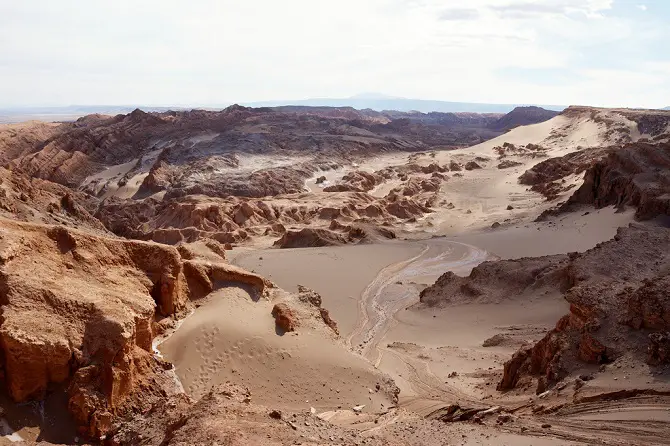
[488,106,560,131]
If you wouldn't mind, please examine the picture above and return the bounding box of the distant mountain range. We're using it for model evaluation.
[1,97,567,121]
[3,96,667,124]
[0,105,191,124]
[0,100,564,124]
[245,95,567,114]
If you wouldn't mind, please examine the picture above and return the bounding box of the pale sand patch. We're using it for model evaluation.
[449,206,636,259]
[80,158,138,195]
[373,209,635,410]
[380,294,568,407]
[374,110,646,234]
[573,407,670,422]
[369,179,403,198]
[159,286,396,413]
[231,206,635,410]
[346,240,491,364]
[80,148,163,199]
[304,167,348,193]
[233,242,425,336]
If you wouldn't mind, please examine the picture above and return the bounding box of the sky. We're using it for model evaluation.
[1,0,669,108]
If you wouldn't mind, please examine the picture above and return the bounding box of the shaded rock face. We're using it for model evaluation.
[0,219,185,436]
[624,277,670,331]
[488,106,560,132]
[518,147,611,200]
[563,142,670,219]
[274,228,348,248]
[419,255,569,306]
[421,219,670,391]
[497,160,522,169]
[273,222,396,249]
[498,324,579,391]
[0,218,271,438]
[648,332,670,365]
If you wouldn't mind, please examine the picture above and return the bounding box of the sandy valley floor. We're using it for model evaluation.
[151,109,670,445]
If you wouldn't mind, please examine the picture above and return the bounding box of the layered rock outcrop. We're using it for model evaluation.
[564,142,670,219]
[518,147,611,200]
[96,188,420,248]
[0,167,106,233]
[0,217,271,438]
[419,255,569,306]
[323,171,381,192]
[273,228,347,248]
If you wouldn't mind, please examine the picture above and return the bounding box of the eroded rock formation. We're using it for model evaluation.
[420,222,670,392]
[519,226,668,388]
[0,217,271,438]
[564,142,670,218]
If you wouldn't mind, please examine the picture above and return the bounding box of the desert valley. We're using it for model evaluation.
[0,102,666,445]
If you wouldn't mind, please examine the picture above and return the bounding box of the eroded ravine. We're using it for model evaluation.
[347,239,490,366]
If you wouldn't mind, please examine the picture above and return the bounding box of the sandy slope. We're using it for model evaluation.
[450,206,635,259]
[234,207,632,364]
[159,286,398,415]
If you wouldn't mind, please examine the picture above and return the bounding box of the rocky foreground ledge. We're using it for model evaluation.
[0,217,271,438]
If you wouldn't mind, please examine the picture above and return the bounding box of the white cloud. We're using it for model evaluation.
[0,0,666,108]
[487,0,613,18]
[637,4,648,11]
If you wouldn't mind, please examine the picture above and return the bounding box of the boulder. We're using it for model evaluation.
[272,303,299,332]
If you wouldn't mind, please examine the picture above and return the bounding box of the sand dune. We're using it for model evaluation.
[450,206,635,259]
[159,285,399,415]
